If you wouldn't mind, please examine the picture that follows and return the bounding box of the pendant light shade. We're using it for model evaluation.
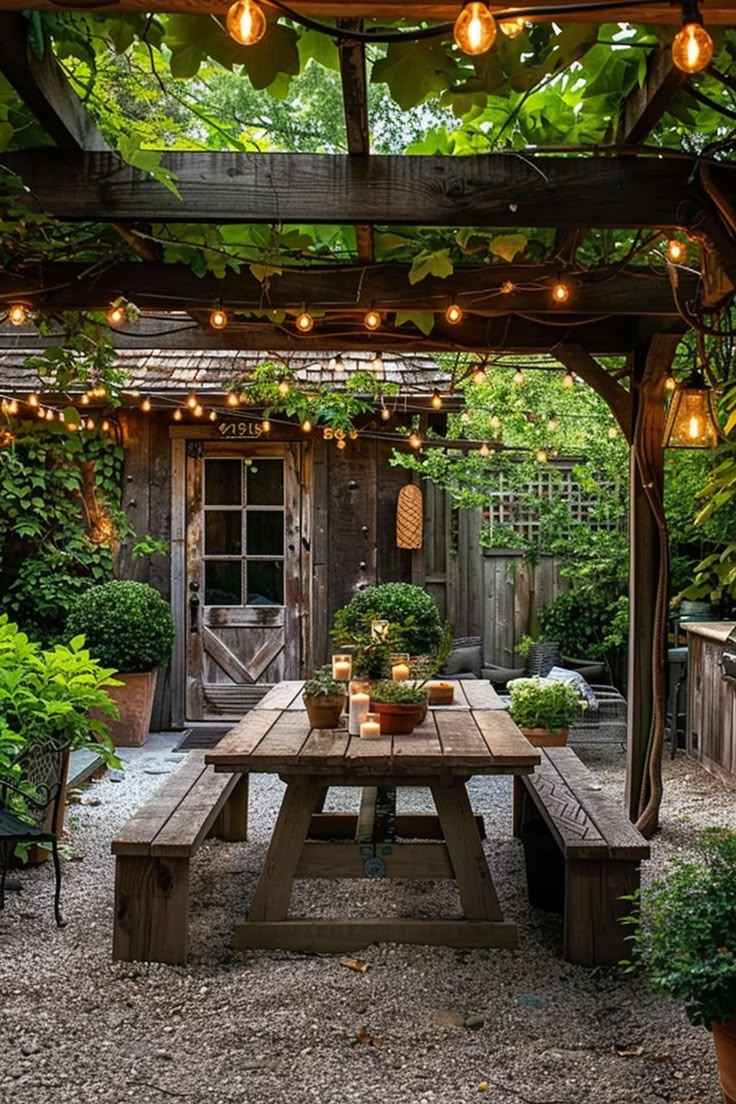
[663,370,720,448]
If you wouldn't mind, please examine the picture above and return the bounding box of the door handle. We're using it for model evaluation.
[189,581,200,633]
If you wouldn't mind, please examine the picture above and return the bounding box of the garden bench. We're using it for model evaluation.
[111,752,248,965]
[512,745,649,966]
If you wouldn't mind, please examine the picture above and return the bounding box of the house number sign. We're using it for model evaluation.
[217,421,263,438]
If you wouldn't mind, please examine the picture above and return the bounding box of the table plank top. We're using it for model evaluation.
[206,680,538,777]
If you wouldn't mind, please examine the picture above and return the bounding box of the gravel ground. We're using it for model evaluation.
[1,734,734,1104]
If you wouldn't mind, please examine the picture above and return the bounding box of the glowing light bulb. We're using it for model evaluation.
[336,437,347,450]
[408,432,422,449]
[187,394,198,409]
[667,239,686,263]
[562,371,575,388]
[227,392,239,407]
[608,426,618,439]
[454,2,496,55]
[28,393,39,408]
[101,420,110,432]
[499,17,525,38]
[106,304,125,327]
[490,415,501,430]
[295,310,314,333]
[277,379,290,397]
[45,408,54,421]
[364,308,381,331]
[81,394,90,406]
[513,369,524,386]
[479,442,491,457]
[226,0,267,45]
[547,415,559,432]
[535,448,548,463]
[460,411,472,424]
[301,418,312,432]
[209,410,217,422]
[688,414,703,439]
[37,406,46,419]
[665,374,677,392]
[261,418,271,433]
[552,282,569,303]
[209,307,228,330]
[672,20,713,74]
[86,418,95,431]
[473,368,487,386]
[349,429,358,441]
[8,400,17,415]
[380,406,391,421]
[500,280,515,295]
[173,409,183,422]
[431,390,443,410]
[8,303,28,326]
[141,398,151,413]
[445,303,463,325]
[194,404,203,417]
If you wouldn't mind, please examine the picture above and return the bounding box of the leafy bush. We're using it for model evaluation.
[65,580,175,672]
[369,680,427,705]
[623,829,736,1027]
[332,583,443,655]
[538,590,628,675]
[303,666,346,698]
[508,677,584,733]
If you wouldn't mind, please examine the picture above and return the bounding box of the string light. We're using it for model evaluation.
[187,394,198,409]
[277,378,290,397]
[301,418,312,432]
[28,393,39,408]
[562,371,575,388]
[8,303,28,326]
[535,448,548,463]
[608,426,618,439]
[408,432,422,449]
[380,406,391,422]
[227,392,240,407]
[86,418,95,431]
[547,414,559,432]
[552,282,569,304]
[7,400,17,415]
[106,303,125,327]
[101,419,110,432]
[513,369,525,386]
[665,374,677,392]
[431,390,443,410]
[261,418,271,433]
[336,437,347,450]
[349,429,359,441]
[453,2,496,55]
[45,408,54,422]
[667,239,686,263]
[81,394,90,406]
[226,0,267,45]
[193,404,203,417]
[672,1,713,73]
[371,352,384,375]
[329,354,345,372]
[36,406,45,420]
[499,17,525,37]
[460,411,472,424]
[479,442,491,457]
[209,307,228,330]
[500,280,515,295]
[472,367,487,386]
[209,410,218,422]
[141,398,151,413]
[364,308,382,331]
[490,414,501,430]
[445,302,463,325]
[173,409,183,422]
[295,309,314,333]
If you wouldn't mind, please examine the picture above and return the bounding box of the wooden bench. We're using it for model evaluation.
[512,746,650,967]
[112,752,248,965]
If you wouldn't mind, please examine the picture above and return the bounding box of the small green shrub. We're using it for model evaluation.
[332,583,443,655]
[508,677,584,733]
[623,829,736,1027]
[538,590,628,662]
[303,666,346,697]
[65,580,175,672]
[369,680,427,705]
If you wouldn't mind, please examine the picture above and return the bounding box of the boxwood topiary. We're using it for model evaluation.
[65,580,175,672]
[333,582,443,655]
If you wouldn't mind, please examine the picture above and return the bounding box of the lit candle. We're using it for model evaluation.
[370,619,390,641]
[392,661,410,682]
[360,712,381,739]
[332,653,352,681]
[348,683,370,736]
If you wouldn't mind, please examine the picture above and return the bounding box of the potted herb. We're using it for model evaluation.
[65,580,175,747]
[303,666,346,729]
[369,680,427,735]
[508,676,584,746]
[624,828,736,1103]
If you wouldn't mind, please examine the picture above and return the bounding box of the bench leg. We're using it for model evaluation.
[564,858,640,967]
[113,855,190,965]
[210,775,249,842]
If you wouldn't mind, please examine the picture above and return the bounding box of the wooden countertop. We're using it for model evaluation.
[683,621,736,644]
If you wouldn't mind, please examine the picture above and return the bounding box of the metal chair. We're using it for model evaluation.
[0,741,67,927]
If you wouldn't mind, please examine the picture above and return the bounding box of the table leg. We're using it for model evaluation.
[430,781,503,922]
[247,778,324,923]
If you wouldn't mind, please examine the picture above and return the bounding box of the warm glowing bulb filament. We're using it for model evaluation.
[672,21,713,73]
[226,0,267,45]
[454,2,496,55]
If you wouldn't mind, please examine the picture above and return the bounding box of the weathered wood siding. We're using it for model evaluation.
[687,631,736,787]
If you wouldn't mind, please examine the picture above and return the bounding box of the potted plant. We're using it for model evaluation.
[302,666,346,729]
[369,680,427,735]
[624,828,736,1103]
[65,580,175,747]
[332,583,445,657]
[508,676,585,746]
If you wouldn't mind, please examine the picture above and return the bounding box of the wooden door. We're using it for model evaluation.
[185,442,304,720]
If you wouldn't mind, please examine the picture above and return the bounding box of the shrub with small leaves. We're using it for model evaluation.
[508,676,584,733]
[65,580,175,672]
[332,583,443,655]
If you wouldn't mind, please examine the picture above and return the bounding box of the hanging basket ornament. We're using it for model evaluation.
[396,484,423,549]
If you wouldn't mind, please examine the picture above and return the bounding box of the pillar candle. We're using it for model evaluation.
[332,654,352,681]
[360,713,381,739]
[348,692,370,736]
[391,662,410,681]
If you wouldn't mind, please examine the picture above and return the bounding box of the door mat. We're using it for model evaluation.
[174,727,231,752]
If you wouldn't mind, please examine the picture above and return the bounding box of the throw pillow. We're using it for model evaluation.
[546,666,599,711]
[442,644,482,677]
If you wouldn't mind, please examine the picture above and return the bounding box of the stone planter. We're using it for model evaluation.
[713,1019,736,1104]
[370,701,425,735]
[99,670,158,747]
[520,725,569,748]
[303,693,345,730]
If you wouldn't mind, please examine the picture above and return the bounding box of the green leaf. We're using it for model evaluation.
[0,123,15,153]
[169,44,204,80]
[372,41,459,110]
[249,262,283,282]
[408,248,453,285]
[489,233,528,262]
[395,311,435,336]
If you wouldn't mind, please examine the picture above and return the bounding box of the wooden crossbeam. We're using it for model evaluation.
[0,1,734,25]
[0,261,692,315]
[0,151,726,230]
[617,47,688,144]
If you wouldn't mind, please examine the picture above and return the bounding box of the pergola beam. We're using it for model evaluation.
[338,17,373,263]
[0,261,694,316]
[617,47,688,145]
[0,151,729,230]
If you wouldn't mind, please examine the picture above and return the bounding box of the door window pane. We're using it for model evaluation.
[247,561,283,605]
[247,511,284,556]
[205,512,242,556]
[205,459,242,505]
[205,561,242,605]
[247,459,283,505]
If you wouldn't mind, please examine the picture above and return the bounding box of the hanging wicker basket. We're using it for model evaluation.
[396,484,423,549]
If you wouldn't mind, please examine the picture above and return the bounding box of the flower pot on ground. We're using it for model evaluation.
[303,666,346,729]
[66,580,175,747]
[508,677,585,746]
[369,680,427,735]
[624,828,736,1104]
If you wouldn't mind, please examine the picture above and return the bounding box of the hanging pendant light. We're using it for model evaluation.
[672,0,713,73]
[663,369,720,448]
[454,2,496,55]
[226,0,267,45]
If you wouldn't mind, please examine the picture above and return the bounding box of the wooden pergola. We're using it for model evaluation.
[1,0,736,834]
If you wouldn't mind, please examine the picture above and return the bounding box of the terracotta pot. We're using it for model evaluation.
[94,670,158,747]
[304,693,345,730]
[520,725,569,747]
[370,701,425,735]
[712,1019,736,1104]
[427,681,455,706]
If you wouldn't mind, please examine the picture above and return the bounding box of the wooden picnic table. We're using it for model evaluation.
[205,679,540,952]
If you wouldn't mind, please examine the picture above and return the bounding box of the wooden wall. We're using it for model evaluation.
[687,628,736,787]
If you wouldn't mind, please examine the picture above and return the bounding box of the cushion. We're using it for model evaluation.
[442,644,482,677]
[546,666,599,711]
